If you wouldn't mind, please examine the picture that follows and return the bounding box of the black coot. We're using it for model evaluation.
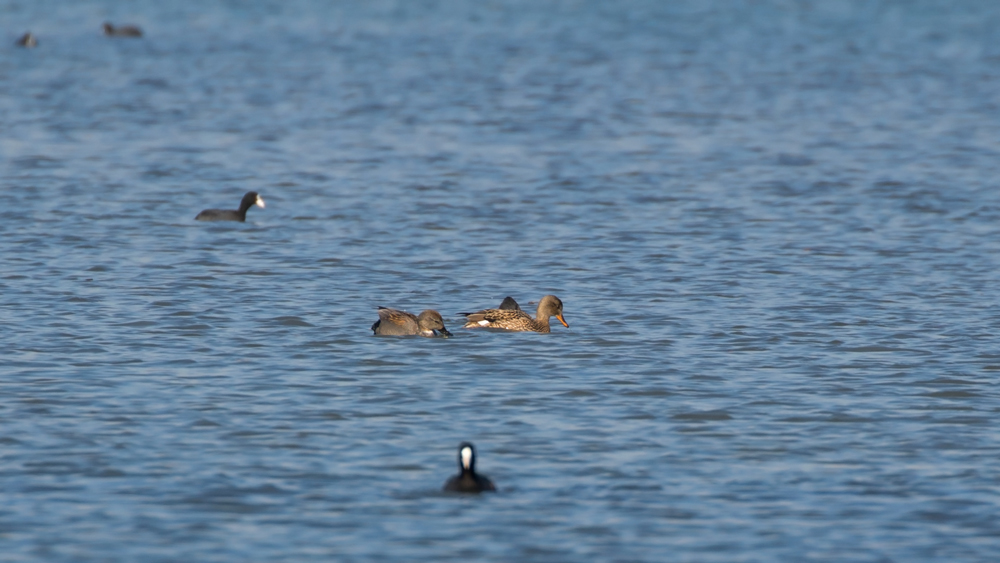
[195,191,265,222]
[443,442,496,493]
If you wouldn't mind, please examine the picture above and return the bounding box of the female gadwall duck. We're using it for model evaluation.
[103,22,143,37]
[195,191,265,222]
[460,294,568,333]
[443,442,496,493]
[371,307,452,337]
[16,32,37,48]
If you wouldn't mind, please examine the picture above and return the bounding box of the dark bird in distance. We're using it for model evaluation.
[443,442,496,494]
[16,32,37,48]
[195,191,265,222]
[103,22,143,37]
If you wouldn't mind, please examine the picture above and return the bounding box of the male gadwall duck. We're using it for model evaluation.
[371,307,452,337]
[443,442,496,493]
[460,294,568,333]
[103,22,143,37]
[16,32,37,48]
[195,191,265,222]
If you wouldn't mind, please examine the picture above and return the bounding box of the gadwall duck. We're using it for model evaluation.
[16,32,37,48]
[195,191,265,222]
[371,307,452,337]
[443,442,496,493]
[103,22,143,37]
[460,294,568,333]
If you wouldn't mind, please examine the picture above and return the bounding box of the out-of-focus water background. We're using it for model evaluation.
[2,0,999,561]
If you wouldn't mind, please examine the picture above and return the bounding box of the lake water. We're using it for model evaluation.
[2,1,999,561]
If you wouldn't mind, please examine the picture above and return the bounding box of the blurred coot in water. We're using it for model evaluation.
[443,442,496,493]
[195,191,265,222]
[103,22,143,37]
[371,308,452,337]
[16,32,37,47]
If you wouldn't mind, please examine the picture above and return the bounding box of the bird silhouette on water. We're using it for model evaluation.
[443,442,496,493]
[195,191,265,222]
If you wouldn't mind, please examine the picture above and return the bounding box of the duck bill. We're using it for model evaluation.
[556,314,569,328]
[255,196,266,209]
[438,327,453,338]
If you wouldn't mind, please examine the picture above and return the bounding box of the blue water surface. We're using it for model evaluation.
[1,1,999,561]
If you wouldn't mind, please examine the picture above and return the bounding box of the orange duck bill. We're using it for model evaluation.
[556,313,569,328]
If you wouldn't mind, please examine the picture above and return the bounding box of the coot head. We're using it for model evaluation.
[458,441,476,472]
[239,191,266,213]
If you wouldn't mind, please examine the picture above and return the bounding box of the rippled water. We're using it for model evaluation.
[2,1,1000,561]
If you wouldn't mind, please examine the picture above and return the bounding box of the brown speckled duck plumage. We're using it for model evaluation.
[460,295,568,333]
[372,307,452,337]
